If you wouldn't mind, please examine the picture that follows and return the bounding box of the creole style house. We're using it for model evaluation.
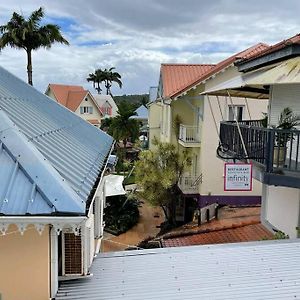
[202,33,300,239]
[45,84,103,127]
[0,68,114,300]
[93,94,118,118]
[149,44,269,222]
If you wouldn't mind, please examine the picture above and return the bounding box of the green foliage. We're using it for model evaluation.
[104,195,140,235]
[114,94,149,108]
[274,230,289,240]
[87,67,122,95]
[100,117,112,131]
[0,7,69,85]
[108,101,139,147]
[261,112,268,128]
[173,114,183,139]
[275,107,300,146]
[135,138,191,225]
[277,107,300,130]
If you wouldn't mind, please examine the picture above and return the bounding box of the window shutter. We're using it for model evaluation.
[89,107,93,114]
[80,107,84,114]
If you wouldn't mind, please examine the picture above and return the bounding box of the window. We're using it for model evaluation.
[80,106,93,114]
[102,107,111,115]
[228,105,244,121]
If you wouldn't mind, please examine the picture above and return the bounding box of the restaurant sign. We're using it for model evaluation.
[224,163,252,191]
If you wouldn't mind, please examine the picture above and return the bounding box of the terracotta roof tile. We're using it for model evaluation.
[88,119,100,125]
[161,206,274,248]
[49,84,85,107]
[66,90,88,112]
[162,222,273,248]
[171,43,269,98]
[241,33,300,62]
[161,64,215,98]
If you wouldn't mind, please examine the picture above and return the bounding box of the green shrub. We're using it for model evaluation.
[104,195,140,235]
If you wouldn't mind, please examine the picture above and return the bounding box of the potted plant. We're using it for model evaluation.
[273,107,300,166]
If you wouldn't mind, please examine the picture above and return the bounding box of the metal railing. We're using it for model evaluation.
[179,124,200,143]
[219,120,300,172]
[178,174,202,194]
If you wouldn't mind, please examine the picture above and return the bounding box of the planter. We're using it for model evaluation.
[273,145,286,166]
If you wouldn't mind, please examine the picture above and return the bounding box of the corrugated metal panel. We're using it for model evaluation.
[0,66,113,215]
[56,239,300,300]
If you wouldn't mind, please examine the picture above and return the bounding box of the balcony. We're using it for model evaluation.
[178,124,201,147]
[178,174,202,194]
[218,120,300,188]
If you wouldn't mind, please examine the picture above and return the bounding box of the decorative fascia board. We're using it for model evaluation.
[0,216,86,236]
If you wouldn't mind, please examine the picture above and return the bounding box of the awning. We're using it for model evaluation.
[202,68,270,99]
[104,175,126,197]
[202,57,300,99]
[247,56,300,86]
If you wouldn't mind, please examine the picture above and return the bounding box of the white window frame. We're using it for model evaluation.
[228,105,244,121]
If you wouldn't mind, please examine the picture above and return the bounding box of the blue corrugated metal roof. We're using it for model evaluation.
[0,66,113,215]
[130,105,148,120]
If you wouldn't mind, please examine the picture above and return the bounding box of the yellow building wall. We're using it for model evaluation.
[0,224,50,300]
[149,102,162,149]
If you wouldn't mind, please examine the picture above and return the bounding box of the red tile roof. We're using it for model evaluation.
[241,33,300,63]
[162,221,273,248]
[88,119,100,125]
[171,43,269,98]
[66,90,88,112]
[161,206,274,248]
[161,64,215,98]
[49,84,85,109]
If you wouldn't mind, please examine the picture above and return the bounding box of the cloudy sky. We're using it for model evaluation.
[0,0,299,95]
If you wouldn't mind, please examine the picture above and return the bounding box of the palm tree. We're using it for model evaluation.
[108,101,139,149]
[102,67,122,95]
[0,7,69,85]
[87,69,104,94]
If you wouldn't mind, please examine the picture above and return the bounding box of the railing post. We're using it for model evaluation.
[265,130,274,173]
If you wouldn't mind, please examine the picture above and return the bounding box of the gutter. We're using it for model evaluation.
[87,141,115,217]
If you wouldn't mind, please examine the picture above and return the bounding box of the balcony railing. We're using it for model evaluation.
[219,120,300,173]
[178,174,202,194]
[179,124,200,144]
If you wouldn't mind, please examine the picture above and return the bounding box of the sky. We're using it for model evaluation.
[0,0,299,95]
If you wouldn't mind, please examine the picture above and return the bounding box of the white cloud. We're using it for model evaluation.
[0,0,300,95]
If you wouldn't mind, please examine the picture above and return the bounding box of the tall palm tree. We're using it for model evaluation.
[87,69,104,94]
[0,7,69,85]
[108,101,139,149]
[102,67,122,95]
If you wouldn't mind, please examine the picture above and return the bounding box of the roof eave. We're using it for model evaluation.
[237,44,300,72]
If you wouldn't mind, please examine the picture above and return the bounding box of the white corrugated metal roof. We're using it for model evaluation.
[0,66,113,215]
[56,239,300,299]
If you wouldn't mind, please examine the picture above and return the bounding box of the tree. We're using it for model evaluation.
[102,67,122,95]
[140,96,149,107]
[87,69,104,94]
[135,138,191,226]
[0,7,69,85]
[108,101,139,148]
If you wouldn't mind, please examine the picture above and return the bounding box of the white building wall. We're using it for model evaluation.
[199,95,267,197]
[74,94,102,125]
[264,184,300,238]
[269,84,300,126]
